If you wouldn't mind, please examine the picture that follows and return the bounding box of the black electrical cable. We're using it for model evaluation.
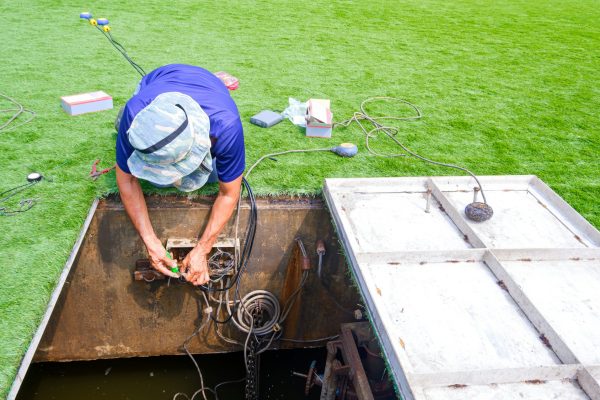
[214,377,245,399]
[0,92,35,133]
[0,181,36,200]
[208,177,257,324]
[95,25,146,77]
[0,179,40,216]
[212,177,257,292]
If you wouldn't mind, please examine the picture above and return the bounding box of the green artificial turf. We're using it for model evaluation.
[1,0,599,396]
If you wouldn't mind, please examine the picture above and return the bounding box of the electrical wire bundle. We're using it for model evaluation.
[206,249,235,283]
[174,177,258,400]
[230,272,309,400]
[80,13,146,77]
[336,96,494,221]
[176,180,323,399]
[201,177,257,295]
[0,173,43,216]
[94,25,146,77]
[174,290,246,400]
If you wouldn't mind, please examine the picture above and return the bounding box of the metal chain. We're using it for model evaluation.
[244,338,259,400]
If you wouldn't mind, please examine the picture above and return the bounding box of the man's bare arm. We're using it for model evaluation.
[182,174,243,285]
[116,165,178,278]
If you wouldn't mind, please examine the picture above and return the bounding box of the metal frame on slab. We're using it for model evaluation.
[7,199,99,400]
[324,175,600,399]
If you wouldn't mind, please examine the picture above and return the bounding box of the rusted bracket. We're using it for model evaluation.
[305,360,318,395]
[332,362,352,377]
[133,237,239,282]
[296,237,312,271]
[340,324,374,400]
[133,259,166,282]
[320,323,376,400]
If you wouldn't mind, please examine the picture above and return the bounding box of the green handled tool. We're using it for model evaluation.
[165,251,180,274]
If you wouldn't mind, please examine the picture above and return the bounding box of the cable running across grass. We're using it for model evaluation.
[94,25,146,77]
[336,96,489,203]
[0,92,35,133]
[245,97,491,215]
[336,97,494,221]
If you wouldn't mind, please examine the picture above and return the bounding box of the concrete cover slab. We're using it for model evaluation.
[423,380,590,400]
[324,175,600,400]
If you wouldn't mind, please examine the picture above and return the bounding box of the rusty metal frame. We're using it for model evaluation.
[320,322,376,400]
[7,199,99,400]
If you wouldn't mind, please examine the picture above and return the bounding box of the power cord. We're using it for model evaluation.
[336,97,494,221]
[0,173,43,216]
[336,96,488,201]
[174,291,214,400]
[95,25,146,77]
[0,92,35,133]
[335,96,421,158]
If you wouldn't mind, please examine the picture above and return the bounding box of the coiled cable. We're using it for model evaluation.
[336,96,488,204]
[232,290,280,336]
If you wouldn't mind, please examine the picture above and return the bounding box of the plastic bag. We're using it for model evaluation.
[281,98,307,127]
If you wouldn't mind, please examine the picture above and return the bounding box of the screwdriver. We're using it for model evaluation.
[165,251,180,274]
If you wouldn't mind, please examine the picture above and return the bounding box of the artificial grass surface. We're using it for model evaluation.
[1,0,599,396]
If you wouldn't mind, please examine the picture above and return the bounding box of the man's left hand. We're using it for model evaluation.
[182,247,210,286]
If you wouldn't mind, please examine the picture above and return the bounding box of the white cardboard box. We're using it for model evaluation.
[306,98,333,138]
[61,91,113,116]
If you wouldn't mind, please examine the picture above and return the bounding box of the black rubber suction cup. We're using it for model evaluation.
[27,172,43,182]
[465,201,494,222]
[465,186,493,222]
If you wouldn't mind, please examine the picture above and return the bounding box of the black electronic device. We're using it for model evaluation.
[250,110,284,128]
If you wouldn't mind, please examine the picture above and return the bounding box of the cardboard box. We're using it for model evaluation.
[306,98,333,138]
[61,91,113,116]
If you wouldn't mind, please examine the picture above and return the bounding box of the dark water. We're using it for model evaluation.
[17,348,326,400]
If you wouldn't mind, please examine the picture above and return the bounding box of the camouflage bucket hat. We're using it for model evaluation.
[126,92,212,192]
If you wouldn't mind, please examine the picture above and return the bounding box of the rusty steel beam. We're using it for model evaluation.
[320,323,393,400]
[340,324,375,400]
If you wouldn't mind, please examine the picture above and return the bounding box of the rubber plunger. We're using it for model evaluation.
[465,187,493,222]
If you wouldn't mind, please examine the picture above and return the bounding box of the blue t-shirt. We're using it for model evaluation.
[116,64,245,183]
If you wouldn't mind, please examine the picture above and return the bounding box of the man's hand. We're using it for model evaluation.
[117,166,178,279]
[146,237,179,278]
[182,246,210,286]
[183,176,242,286]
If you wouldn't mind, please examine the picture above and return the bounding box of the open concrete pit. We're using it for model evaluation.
[14,195,396,400]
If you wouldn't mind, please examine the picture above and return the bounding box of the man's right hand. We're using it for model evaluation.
[116,167,180,279]
[145,237,180,278]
